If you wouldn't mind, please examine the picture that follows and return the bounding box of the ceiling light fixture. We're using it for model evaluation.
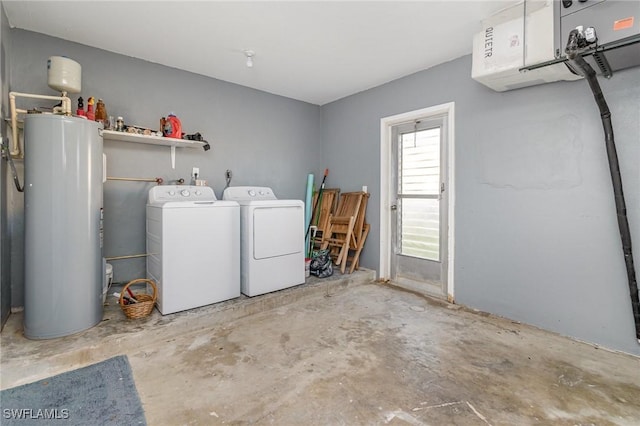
[244,50,255,68]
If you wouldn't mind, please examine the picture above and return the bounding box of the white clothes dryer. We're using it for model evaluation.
[147,185,240,314]
[222,186,305,297]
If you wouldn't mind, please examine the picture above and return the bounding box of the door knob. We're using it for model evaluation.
[390,204,397,210]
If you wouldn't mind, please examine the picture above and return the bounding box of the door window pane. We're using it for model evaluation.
[399,128,440,195]
[399,198,440,261]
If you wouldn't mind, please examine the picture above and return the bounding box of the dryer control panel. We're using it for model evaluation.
[222,186,277,201]
[148,185,216,204]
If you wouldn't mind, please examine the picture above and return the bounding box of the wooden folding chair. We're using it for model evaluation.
[345,192,370,273]
[322,192,364,273]
[309,188,340,250]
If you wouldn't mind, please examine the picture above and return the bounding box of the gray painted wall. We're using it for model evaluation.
[8,29,322,302]
[5,26,640,356]
[321,56,640,355]
[1,2,11,328]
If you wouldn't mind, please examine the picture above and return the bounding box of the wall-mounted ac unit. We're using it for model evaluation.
[556,0,640,77]
[472,0,582,92]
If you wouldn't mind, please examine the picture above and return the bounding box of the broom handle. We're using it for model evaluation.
[306,169,329,254]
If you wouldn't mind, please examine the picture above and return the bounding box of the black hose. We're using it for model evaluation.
[566,31,640,342]
[1,137,24,192]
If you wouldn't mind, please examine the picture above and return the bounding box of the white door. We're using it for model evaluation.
[390,115,449,298]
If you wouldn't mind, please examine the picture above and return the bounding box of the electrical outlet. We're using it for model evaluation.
[192,167,199,178]
[225,169,232,179]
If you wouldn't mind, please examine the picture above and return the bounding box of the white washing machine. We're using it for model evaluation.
[222,186,305,297]
[146,185,240,314]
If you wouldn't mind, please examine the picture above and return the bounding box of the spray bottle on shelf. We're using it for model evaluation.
[86,97,95,121]
[76,96,86,117]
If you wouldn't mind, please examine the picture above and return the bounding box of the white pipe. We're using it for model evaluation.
[8,91,72,156]
[10,91,71,104]
[9,94,18,156]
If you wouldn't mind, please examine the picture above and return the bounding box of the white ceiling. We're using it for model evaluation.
[3,1,517,105]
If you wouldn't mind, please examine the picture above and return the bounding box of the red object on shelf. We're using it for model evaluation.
[163,114,182,139]
[76,96,86,116]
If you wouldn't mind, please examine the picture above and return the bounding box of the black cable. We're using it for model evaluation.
[566,30,640,342]
[224,170,232,189]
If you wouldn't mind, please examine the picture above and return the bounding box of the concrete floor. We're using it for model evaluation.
[2,270,640,425]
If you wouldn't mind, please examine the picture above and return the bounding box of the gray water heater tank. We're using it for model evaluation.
[23,114,103,339]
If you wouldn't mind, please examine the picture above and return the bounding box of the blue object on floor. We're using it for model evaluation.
[0,355,146,425]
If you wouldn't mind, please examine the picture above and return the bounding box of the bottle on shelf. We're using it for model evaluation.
[95,99,108,128]
[86,97,95,121]
[76,96,86,117]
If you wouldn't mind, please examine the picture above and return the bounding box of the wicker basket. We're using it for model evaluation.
[119,278,157,319]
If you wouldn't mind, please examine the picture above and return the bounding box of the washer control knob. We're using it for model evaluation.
[248,190,256,197]
[168,190,176,196]
[195,190,202,196]
[181,189,190,197]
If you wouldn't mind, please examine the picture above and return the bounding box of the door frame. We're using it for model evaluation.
[379,102,456,302]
